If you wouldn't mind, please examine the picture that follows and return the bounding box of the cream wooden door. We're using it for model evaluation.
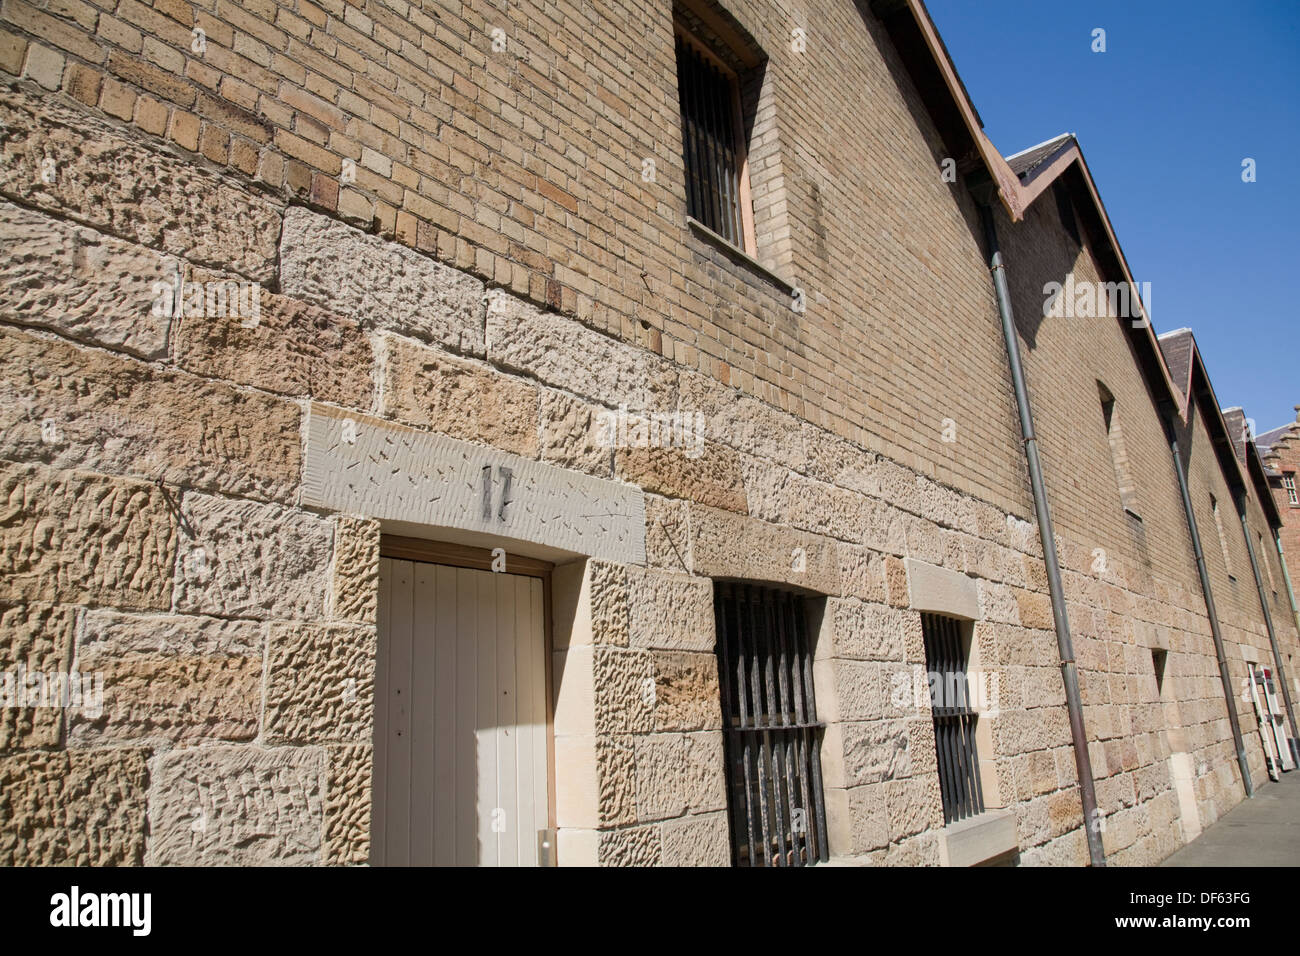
[371,558,549,866]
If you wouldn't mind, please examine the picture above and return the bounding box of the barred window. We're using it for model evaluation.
[922,613,985,824]
[674,28,756,252]
[714,583,828,866]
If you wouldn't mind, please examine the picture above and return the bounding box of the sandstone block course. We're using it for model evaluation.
[264,621,376,743]
[0,88,279,280]
[0,602,76,750]
[0,326,301,503]
[174,271,373,407]
[149,745,324,865]
[0,747,149,865]
[383,334,538,456]
[0,461,175,610]
[173,493,333,620]
[0,200,172,359]
[280,206,484,355]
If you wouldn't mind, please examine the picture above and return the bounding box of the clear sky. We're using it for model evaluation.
[925,0,1300,435]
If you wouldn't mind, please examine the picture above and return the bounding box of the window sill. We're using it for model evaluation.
[686,216,795,296]
[937,808,1019,867]
[1123,506,1143,522]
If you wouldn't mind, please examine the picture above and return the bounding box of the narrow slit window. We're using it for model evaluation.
[1211,494,1234,578]
[1099,383,1140,517]
[675,28,755,253]
[713,582,828,866]
[1152,649,1167,697]
[1260,534,1277,593]
[921,613,984,824]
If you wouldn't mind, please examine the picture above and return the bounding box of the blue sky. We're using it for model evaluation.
[925,0,1300,434]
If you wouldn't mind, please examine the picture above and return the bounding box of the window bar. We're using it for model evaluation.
[681,39,702,224]
[717,586,754,866]
[794,598,828,862]
[694,50,721,236]
[742,587,774,865]
[948,617,975,820]
[709,59,735,244]
[760,592,791,866]
[733,587,762,866]
[777,591,808,865]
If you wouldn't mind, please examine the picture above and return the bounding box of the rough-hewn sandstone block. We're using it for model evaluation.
[644,495,691,573]
[652,650,721,732]
[628,567,713,651]
[0,748,149,864]
[596,734,637,827]
[589,560,630,647]
[0,88,279,280]
[0,602,77,750]
[884,774,942,840]
[539,390,612,477]
[593,646,653,734]
[659,810,731,866]
[839,545,887,602]
[149,745,324,865]
[280,206,484,354]
[0,201,172,359]
[617,443,747,514]
[324,743,371,865]
[634,731,726,821]
[331,515,379,624]
[691,504,839,595]
[0,462,175,610]
[68,610,262,746]
[678,369,806,472]
[174,270,372,407]
[485,290,677,410]
[827,659,888,722]
[829,599,916,662]
[264,622,376,743]
[173,493,333,619]
[598,823,661,866]
[802,425,881,495]
[0,326,301,503]
[847,782,891,853]
[383,334,538,456]
[840,719,911,786]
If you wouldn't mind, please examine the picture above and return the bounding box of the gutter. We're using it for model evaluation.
[1236,494,1300,764]
[976,197,1106,866]
[1161,407,1254,796]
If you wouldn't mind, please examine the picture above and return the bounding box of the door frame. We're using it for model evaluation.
[377,534,559,844]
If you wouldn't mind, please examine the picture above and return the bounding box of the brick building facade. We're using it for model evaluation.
[0,0,1295,866]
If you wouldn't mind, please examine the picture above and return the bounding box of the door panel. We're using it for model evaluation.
[372,558,548,866]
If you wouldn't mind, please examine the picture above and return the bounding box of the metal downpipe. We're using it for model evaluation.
[1161,411,1253,796]
[977,202,1106,866]
[1236,493,1300,760]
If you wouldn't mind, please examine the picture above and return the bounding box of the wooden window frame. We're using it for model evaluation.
[674,22,758,256]
[1284,474,1298,507]
[377,535,558,836]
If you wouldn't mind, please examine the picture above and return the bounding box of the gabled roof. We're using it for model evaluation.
[1156,329,1283,529]
[869,1,1181,415]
